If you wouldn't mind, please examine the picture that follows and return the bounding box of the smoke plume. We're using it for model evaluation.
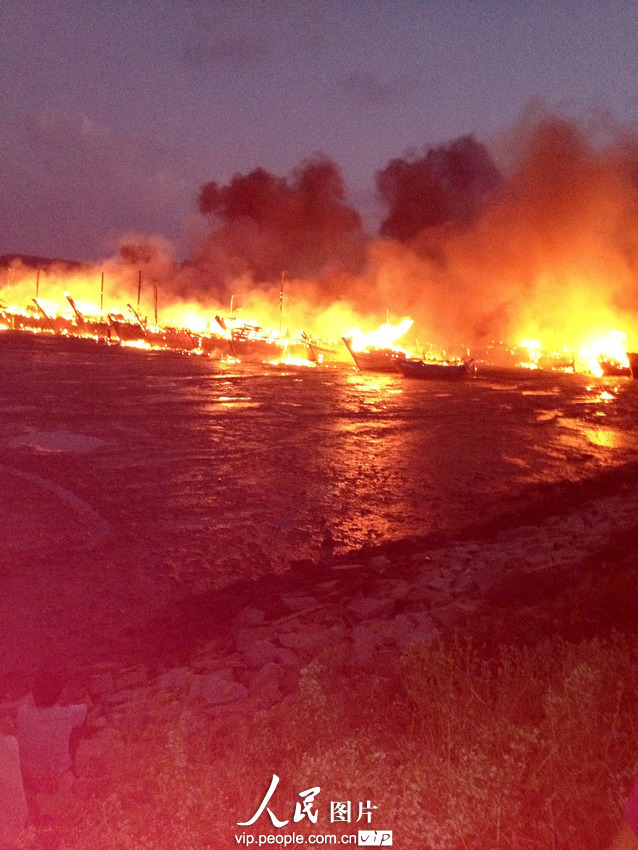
[194,154,365,293]
[376,135,502,243]
[6,106,638,356]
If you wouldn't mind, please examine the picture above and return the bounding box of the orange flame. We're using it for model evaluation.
[346,319,413,352]
[578,329,629,376]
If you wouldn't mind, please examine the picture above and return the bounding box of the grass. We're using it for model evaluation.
[17,553,638,849]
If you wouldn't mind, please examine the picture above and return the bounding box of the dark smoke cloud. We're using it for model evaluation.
[375,135,503,243]
[118,239,177,285]
[192,154,365,298]
[369,112,638,351]
[117,107,638,354]
[183,24,272,71]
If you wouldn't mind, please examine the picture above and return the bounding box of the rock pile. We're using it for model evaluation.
[1,479,636,783]
[27,481,635,726]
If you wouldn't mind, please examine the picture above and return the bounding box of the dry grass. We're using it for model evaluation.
[18,561,638,849]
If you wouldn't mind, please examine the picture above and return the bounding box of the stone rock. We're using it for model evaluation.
[428,575,455,592]
[411,624,439,646]
[405,612,438,645]
[247,662,283,694]
[430,604,463,628]
[234,627,272,653]
[278,625,345,654]
[382,580,413,600]
[361,617,395,642]
[156,667,191,690]
[349,627,382,669]
[203,700,250,718]
[350,647,377,669]
[275,647,300,667]
[282,596,319,612]
[409,611,437,630]
[348,596,395,619]
[452,573,479,595]
[236,607,266,628]
[410,553,432,566]
[243,639,280,668]
[191,673,248,706]
[351,624,382,652]
[452,599,482,615]
[496,525,542,543]
[369,555,391,572]
[114,668,148,691]
[89,671,115,700]
[316,580,340,591]
[105,687,149,707]
[392,614,417,647]
[331,562,364,572]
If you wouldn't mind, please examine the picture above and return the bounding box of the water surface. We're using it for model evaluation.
[2,334,638,590]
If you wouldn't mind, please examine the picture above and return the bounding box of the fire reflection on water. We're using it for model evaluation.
[585,430,624,449]
[558,420,638,452]
[2,337,638,590]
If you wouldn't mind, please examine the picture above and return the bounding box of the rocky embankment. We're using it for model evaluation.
[3,478,635,756]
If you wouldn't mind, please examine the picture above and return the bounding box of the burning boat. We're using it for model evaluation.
[397,357,475,379]
[342,337,408,372]
[341,318,414,372]
[598,357,631,377]
[64,293,111,340]
[215,315,295,362]
[199,330,230,357]
[108,306,148,344]
[3,299,75,336]
[146,324,200,352]
[301,333,349,365]
[2,303,54,335]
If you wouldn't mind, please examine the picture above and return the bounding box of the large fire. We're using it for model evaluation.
[7,112,638,377]
[0,257,637,376]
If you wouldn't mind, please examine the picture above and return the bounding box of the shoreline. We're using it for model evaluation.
[2,457,638,701]
[2,458,638,848]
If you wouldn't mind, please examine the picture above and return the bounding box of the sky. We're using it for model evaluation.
[1,0,638,264]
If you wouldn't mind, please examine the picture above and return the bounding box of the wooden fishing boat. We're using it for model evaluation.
[598,357,631,377]
[215,315,288,362]
[396,357,475,379]
[342,336,407,372]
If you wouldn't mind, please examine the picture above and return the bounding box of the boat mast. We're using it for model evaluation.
[279,270,285,336]
[153,280,158,325]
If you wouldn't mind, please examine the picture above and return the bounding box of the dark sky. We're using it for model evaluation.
[2,0,637,262]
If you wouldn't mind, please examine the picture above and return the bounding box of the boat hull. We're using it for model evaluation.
[342,337,407,372]
[397,358,475,379]
[599,357,631,377]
